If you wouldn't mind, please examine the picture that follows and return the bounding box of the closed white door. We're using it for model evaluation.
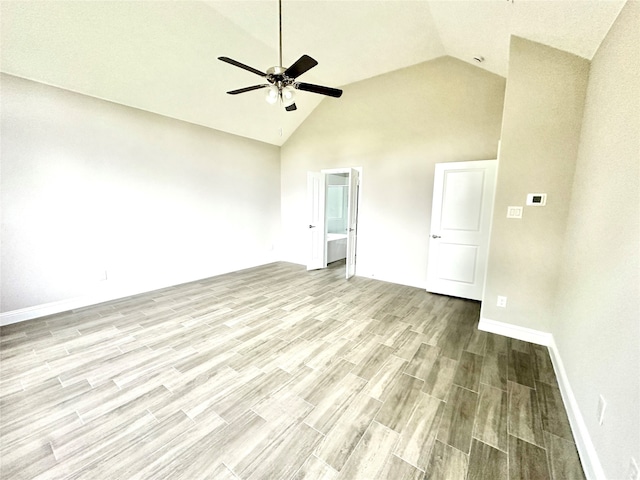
[426,160,497,300]
[346,168,359,279]
[307,172,326,271]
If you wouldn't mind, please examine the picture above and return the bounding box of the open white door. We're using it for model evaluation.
[346,168,359,279]
[307,172,326,271]
[426,160,497,300]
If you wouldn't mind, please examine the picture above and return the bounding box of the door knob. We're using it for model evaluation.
[309,225,316,229]
[431,235,441,239]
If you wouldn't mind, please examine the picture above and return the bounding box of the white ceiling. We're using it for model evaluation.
[0,0,625,146]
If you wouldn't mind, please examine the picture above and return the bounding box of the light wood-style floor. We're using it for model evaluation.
[0,261,585,480]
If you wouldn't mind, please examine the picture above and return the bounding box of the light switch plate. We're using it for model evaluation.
[507,206,523,219]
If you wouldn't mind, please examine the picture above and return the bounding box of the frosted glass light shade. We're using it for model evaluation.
[282,86,295,107]
[265,85,279,104]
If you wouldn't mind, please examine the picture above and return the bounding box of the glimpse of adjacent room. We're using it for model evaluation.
[326,173,349,265]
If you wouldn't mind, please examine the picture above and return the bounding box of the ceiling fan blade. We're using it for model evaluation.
[284,55,318,79]
[285,103,297,112]
[295,82,343,98]
[218,57,266,77]
[226,85,269,95]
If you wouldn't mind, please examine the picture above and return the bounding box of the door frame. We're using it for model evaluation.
[317,167,362,277]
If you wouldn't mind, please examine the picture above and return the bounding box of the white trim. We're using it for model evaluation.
[321,167,362,176]
[478,316,605,480]
[0,258,277,326]
[1,294,110,326]
[478,316,553,346]
[547,338,606,480]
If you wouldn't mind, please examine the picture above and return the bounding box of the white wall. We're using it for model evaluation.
[280,56,506,287]
[1,74,281,319]
[552,1,640,477]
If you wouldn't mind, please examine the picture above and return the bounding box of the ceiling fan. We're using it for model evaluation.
[218,0,342,112]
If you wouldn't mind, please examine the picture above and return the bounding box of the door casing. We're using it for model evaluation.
[307,167,362,279]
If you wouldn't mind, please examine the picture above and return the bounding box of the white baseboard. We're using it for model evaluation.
[1,293,116,326]
[478,316,604,480]
[547,338,606,480]
[0,258,278,327]
[478,316,553,346]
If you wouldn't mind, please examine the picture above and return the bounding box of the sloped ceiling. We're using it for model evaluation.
[0,0,625,146]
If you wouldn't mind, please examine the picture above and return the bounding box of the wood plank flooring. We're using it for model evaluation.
[0,261,585,479]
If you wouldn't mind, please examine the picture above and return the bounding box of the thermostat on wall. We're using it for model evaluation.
[526,193,547,206]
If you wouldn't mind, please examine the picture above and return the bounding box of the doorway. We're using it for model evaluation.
[307,168,361,279]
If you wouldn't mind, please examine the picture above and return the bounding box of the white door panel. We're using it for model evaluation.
[436,244,478,283]
[441,169,485,232]
[307,172,326,271]
[426,160,497,300]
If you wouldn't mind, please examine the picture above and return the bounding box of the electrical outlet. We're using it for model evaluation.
[629,457,639,480]
[98,270,108,282]
[597,395,607,425]
[497,296,507,308]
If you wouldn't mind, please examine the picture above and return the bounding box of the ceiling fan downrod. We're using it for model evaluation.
[278,0,283,68]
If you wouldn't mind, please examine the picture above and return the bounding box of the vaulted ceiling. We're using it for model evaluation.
[0,1,626,146]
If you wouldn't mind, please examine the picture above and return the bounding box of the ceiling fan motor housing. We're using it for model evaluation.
[266,66,295,89]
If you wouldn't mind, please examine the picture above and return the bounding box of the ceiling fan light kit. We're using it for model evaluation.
[218,0,342,111]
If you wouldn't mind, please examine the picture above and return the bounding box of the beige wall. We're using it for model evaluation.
[1,74,280,315]
[281,56,506,287]
[553,1,640,477]
[482,37,589,332]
